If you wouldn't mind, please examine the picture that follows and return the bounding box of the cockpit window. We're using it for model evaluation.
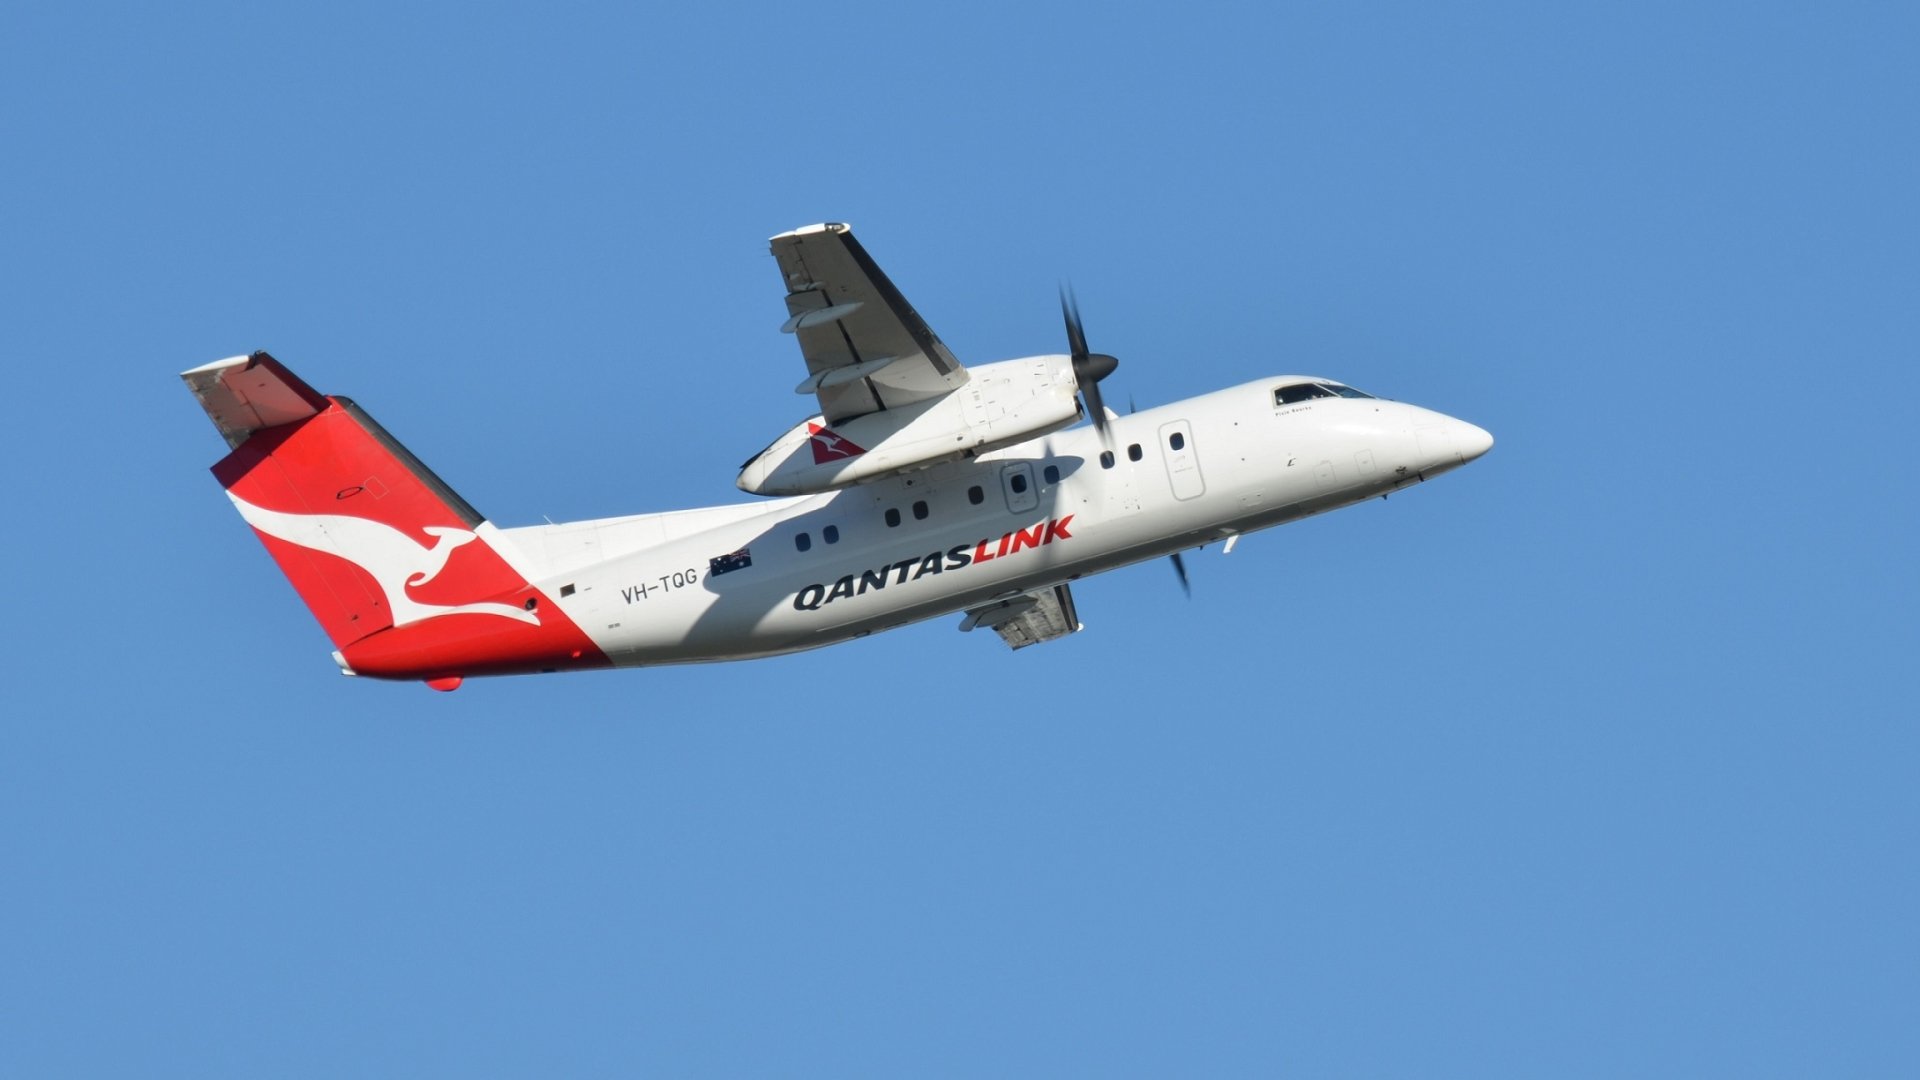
[1276,383,1335,405]
[1275,382,1376,405]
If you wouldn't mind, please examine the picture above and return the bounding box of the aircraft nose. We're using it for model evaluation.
[1408,411,1494,476]
[1454,419,1494,463]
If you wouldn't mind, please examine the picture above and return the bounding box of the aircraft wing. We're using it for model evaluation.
[959,584,1082,650]
[771,223,969,424]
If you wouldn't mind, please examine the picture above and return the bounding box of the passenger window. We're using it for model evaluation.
[968,485,985,505]
[1043,464,1060,485]
[822,525,839,544]
[884,508,901,528]
[795,532,812,552]
[1127,443,1142,462]
[912,500,929,520]
[1100,450,1115,469]
[1169,432,1185,451]
[1010,473,1029,495]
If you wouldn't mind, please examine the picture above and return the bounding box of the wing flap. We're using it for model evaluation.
[961,584,1082,650]
[770,223,968,422]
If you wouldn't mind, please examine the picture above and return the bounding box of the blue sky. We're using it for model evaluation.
[3,1,1915,1075]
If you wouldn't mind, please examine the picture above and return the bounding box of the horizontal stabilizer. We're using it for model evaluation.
[181,351,330,448]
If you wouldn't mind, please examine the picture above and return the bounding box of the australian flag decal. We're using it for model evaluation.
[709,547,753,576]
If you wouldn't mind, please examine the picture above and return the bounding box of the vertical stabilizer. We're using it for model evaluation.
[185,353,608,683]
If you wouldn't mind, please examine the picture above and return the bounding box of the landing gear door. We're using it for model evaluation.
[1001,462,1039,514]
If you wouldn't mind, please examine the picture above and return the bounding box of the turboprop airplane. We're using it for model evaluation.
[185,223,1492,690]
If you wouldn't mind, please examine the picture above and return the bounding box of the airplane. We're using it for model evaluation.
[184,222,1492,690]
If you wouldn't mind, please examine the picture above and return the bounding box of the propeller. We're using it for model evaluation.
[1060,285,1119,439]
[1060,287,1181,594]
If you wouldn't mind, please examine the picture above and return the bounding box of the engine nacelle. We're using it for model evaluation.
[738,355,1081,496]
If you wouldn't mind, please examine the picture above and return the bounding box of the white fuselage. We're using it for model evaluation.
[490,375,1492,666]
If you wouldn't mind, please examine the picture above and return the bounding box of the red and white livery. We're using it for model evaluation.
[186,223,1491,689]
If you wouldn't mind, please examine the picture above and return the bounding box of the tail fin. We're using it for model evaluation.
[184,353,607,685]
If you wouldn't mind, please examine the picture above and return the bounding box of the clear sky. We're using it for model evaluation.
[3,1,1915,1075]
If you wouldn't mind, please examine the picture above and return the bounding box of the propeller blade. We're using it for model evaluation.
[1081,364,1111,437]
[1060,285,1119,439]
[1061,285,1090,363]
[1171,551,1191,596]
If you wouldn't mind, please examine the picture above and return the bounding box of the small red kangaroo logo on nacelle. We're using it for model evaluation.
[807,422,866,464]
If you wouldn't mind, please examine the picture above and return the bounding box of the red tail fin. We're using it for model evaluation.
[185,353,608,684]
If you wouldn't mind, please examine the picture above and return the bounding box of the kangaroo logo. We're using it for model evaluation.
[229,494,540,627]
[806,422,867,464]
